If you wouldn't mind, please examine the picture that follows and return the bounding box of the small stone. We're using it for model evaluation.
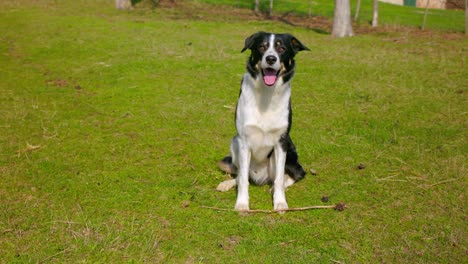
[357,163,366,170]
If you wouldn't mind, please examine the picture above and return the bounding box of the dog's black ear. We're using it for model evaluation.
[288,35,310,54]
[241,31,267,53]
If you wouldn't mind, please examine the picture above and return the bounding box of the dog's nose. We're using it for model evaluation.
[266,55,277,65]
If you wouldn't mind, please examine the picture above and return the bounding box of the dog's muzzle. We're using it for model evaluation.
[262,55,280,86]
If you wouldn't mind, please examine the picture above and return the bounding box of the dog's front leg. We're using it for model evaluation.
[273,144,288,212]
[234,137,251,211]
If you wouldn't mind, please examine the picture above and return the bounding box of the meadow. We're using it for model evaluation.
[0,0,466,262]
[199,0,466,32]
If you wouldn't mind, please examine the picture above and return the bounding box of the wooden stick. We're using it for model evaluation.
[39,248,71,264]
[201,203,346,213]
[425,178,457,188]
[377,176,407,182]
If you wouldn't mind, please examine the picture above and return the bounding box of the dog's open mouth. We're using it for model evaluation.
[262,68,279,86]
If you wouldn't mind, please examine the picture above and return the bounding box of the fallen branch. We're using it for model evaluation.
[201,203,347,214]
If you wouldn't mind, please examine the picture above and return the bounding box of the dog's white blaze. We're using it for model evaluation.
[267,34,275,55]
[261,34,281,71]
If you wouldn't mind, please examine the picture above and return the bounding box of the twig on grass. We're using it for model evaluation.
[47,220,82,225]
[423,178,458,189]
[223,105,235,109]
[376,176,407,182]
[331,259,345,264]
[39,248,71,264]
[201,203,347,214]
[16,143,42,158]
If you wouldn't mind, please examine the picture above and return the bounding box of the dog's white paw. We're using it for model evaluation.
[284,177,296,188]
[216,179,236,192]
[274,202,288,214]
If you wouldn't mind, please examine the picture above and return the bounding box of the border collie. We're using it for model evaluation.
[217,32,309,212]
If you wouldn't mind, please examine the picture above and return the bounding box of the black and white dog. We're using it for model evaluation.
[217,32,309,212]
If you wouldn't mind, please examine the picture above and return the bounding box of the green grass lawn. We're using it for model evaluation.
[198,0,465,32]
[0,0,466,262]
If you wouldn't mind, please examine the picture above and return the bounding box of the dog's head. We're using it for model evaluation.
[242,32,309,87]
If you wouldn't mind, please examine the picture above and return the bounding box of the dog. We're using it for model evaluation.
[217,32,309,212]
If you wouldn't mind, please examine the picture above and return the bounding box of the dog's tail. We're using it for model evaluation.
[217,156,238,175]
[282,135,306,182]
[285,151,306,182]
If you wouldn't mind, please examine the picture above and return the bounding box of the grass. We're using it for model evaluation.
[197,0,466,32]
[0,0,467,262]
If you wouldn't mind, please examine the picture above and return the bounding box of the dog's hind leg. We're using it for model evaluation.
[216,179,237,192]
[216,156,238,191]
[284,174,296,188]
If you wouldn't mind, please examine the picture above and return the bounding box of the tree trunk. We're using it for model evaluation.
[422,0,431,30]
[269,0,274,17]
[354,0,361,21]
[254,0,260,14]
[372,0,378,27]
[116,0,132,10]
[465,0,467,35]
[332,0,354,37]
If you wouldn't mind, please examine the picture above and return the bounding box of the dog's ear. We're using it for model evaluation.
[288,35,310,54]
[241,31,267,53]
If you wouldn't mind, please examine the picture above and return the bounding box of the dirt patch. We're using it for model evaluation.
[218,236,242,251]
[46,79,70,88]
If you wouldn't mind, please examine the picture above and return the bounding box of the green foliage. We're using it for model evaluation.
[0,0,466,263]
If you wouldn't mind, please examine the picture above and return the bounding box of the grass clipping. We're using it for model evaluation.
[201,203,347,214]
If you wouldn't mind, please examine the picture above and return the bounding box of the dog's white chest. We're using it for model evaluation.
[236,76,291,160]
[243,125,284,162]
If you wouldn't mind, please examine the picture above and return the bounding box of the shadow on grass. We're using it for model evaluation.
[252,9,331,35]
[277,15,330,35]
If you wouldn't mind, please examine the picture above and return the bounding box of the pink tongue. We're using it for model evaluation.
[263,69,277,86]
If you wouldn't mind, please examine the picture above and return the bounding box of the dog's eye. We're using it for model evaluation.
[259,42,268,52]
[275,41,285,53]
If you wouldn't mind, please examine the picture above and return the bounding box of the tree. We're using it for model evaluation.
[354,0,361,21]
[465,0,467,35]
[254,0,260,14]
[422,0,431,30]
[331,0,354,37]
[269,0,274,17]
[372,0,378,27]
[309,0,313,18]
[116,0,132,10]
